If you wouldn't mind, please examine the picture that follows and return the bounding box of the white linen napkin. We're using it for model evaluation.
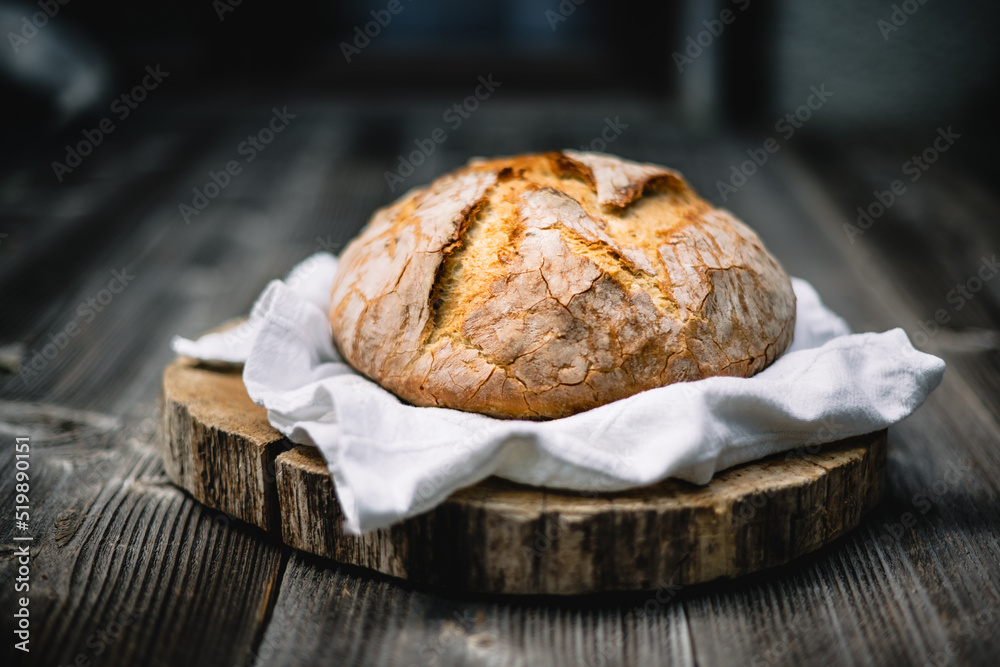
[172,253,945,534]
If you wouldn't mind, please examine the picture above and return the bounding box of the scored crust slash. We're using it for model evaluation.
[329,151,796,419]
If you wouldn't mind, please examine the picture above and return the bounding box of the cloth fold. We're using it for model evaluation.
[172,253,945,534]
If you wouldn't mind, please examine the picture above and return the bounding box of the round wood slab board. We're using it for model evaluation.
[158,354,887,595]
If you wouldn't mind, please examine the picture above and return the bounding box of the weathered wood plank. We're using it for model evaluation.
[0,402,286,667]
[259,552,695,667]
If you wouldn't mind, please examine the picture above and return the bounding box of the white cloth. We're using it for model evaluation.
[172,253,945,534]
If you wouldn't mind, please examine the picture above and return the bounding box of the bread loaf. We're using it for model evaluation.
[329,151,795,419]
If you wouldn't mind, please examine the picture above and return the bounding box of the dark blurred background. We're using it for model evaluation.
[2,0,998,162]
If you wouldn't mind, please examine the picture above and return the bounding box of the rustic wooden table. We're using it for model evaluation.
[1,100,998,666]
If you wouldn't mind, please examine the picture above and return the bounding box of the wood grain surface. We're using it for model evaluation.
[1,104,998,666]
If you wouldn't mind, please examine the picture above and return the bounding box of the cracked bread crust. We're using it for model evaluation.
[329,151,796,419]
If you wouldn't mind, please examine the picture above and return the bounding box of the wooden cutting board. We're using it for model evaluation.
[158,354,886,595]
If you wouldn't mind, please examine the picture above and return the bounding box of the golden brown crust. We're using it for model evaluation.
[329,152,796,419]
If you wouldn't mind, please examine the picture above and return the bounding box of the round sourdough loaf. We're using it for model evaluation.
[329,151,796,419]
